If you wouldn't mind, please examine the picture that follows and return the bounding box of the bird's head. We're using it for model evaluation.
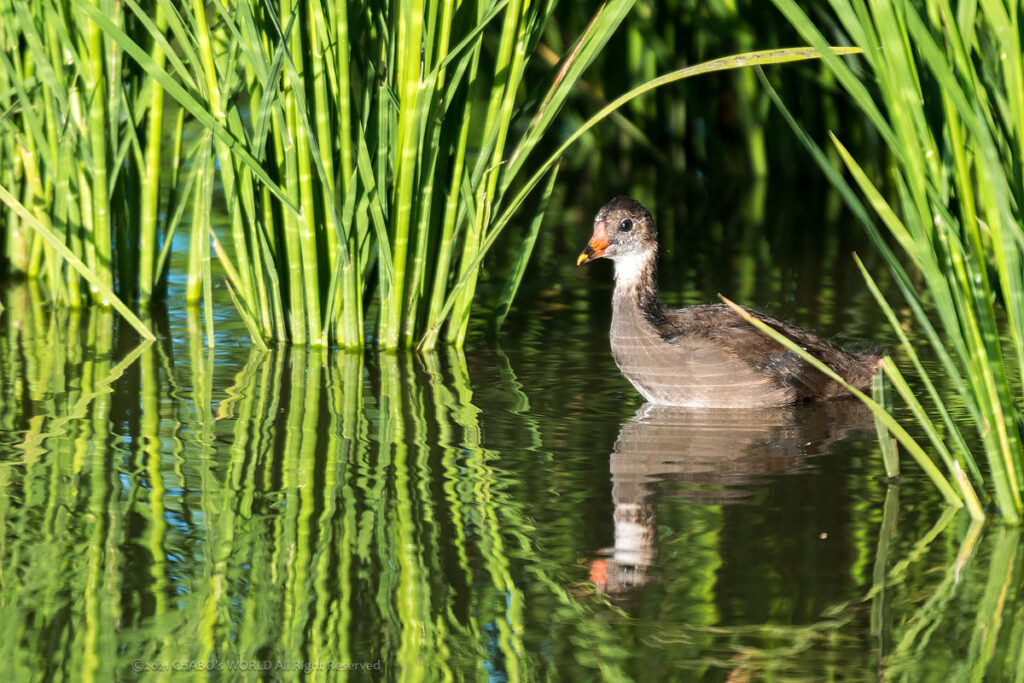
[577,196,657,266]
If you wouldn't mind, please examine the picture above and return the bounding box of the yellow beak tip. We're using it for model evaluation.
[576,253,588,266]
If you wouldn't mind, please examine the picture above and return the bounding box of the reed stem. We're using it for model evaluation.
[138,6,167,308]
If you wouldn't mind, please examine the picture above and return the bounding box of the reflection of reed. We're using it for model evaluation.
[108,333,540,678]
[884,525,1023,681]
[595,401,875,599]
[2,288,1021,681]
[0,286,147,681]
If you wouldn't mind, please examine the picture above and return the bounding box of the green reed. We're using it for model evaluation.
[2,0,865,350]
[0,0,637,349]
[770,0,1024,524]
[0,0,181,331]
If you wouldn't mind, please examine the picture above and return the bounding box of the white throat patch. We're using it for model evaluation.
[612,250,654,288]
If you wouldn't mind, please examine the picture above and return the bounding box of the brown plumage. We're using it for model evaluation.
[577,196,883,408]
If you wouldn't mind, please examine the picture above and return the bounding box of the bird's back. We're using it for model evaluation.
[656,304,882,401]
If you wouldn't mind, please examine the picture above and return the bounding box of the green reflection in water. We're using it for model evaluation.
[0,283,1022,681]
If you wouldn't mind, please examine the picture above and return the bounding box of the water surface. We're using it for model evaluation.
[0,178,1020,681]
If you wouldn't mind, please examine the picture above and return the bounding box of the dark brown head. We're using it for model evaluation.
[577,196,657,265]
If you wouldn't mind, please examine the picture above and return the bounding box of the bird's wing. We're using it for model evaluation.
[656,303,869,399]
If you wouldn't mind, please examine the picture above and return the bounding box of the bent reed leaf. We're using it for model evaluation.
[0,183,155,340]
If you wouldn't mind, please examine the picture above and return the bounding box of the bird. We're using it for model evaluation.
[576,196,883,408]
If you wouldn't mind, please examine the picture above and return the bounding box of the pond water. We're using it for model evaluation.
[0,176,1021,681]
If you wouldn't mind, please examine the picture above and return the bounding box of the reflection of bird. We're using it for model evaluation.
[577,196,883,408]
[591,401,876,600]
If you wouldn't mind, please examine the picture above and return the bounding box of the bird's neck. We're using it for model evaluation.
[612,249,663,324]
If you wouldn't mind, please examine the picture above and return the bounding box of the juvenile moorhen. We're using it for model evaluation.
[577,196,882,408]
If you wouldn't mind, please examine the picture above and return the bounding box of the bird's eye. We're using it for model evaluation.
[618,219,633,232]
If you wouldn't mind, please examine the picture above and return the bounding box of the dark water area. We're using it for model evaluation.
[0,175,1021,681]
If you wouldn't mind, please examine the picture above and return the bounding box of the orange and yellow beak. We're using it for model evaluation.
[576,220,610,265]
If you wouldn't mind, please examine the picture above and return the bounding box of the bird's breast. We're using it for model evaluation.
[609,297,792,408]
